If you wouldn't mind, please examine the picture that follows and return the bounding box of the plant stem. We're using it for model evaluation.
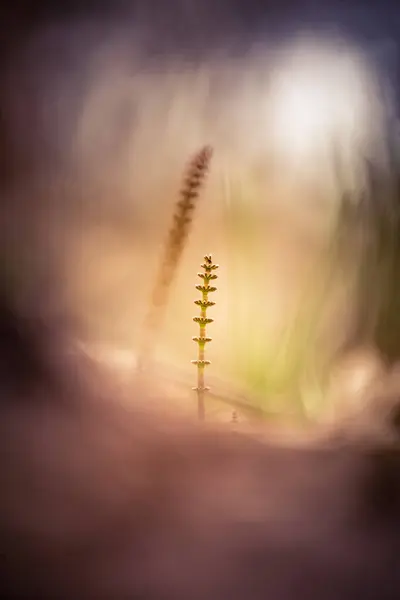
[192,255,218,421]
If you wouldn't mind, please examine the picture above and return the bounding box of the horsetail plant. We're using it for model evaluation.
[192,254,218,421]
[138,145,213,372]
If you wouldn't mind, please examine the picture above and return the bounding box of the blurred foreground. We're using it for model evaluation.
[1,294,400,599]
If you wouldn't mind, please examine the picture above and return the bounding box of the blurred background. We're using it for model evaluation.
[1,0,400,422]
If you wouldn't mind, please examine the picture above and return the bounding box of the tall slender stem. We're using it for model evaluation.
[192,255,218,421]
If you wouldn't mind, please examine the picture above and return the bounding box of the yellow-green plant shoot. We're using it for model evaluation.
[192,254,218,421]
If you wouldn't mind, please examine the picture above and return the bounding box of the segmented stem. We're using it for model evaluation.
[192,254,218,420]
